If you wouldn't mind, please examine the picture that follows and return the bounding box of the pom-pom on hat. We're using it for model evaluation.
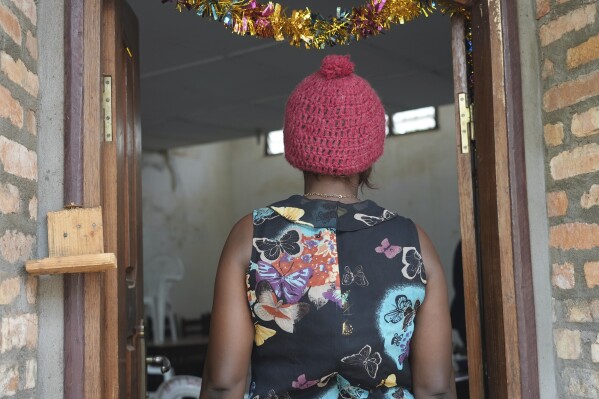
[283,55,386,176]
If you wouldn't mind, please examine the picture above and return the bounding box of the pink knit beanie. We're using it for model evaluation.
[283,55,386,176]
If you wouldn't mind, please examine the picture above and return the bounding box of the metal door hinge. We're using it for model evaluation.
[458,93,474,154]
[102,76,113,142]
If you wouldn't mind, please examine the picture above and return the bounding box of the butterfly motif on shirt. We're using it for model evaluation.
[337,374,370,399]
[253,229,302,261]
[392,388,406,399]
[253,281,309,333]
[402,299,421,329]
[340,344,382,379]
[384,295,413,324]
[291,374,318,390]
[253,207,279,225]
[256,261,312,304]
[401,247,427,284]
[391,333,402,346]
[264,390,291,399]
[375,238,402,259]
[342,265,369,286]
[354,210,396,227]
[254,324,276,346]
[271,206,314,227]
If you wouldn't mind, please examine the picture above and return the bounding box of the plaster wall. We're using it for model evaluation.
[142,144,233,319]
[36,0,65,396]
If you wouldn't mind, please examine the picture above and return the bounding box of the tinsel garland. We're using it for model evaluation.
[163,0,468,49]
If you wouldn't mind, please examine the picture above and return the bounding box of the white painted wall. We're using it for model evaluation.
[367,104,461,298]
[142,103,460,321]
[142,144,233,319]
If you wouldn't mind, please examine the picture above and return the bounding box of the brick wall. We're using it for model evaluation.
[0,0,39,396]
[536,0,599,396]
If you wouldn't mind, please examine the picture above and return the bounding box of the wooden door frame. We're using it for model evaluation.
[63,0,539,397]
[469,0,539,397]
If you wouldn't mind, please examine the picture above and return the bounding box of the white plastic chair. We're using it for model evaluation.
[144,255,185,343]
[155,376,201,399]
[147,365,176,399]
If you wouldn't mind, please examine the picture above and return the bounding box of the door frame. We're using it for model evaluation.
[63,0,540,397]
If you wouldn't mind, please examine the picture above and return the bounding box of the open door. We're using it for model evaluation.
[450,11,485,399]
[450,1,539,398]
[101,1,146,397]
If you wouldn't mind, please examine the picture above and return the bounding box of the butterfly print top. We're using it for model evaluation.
[247,196,427,399]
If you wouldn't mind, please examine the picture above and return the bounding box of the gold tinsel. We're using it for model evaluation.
[168,0,468,49]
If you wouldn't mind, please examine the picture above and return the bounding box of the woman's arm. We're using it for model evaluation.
[200,214,255,399]
[410,226,455,399]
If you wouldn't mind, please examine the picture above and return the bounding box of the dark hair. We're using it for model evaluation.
[303,167,376,191]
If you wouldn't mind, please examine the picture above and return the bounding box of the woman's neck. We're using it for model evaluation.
[303,174,361,204]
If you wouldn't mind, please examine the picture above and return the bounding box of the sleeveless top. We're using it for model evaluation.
[246,195,427,399]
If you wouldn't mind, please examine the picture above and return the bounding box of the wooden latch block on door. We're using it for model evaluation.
[26,207,117,275]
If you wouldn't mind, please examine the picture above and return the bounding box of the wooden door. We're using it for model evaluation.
[101,1,145,398]
[450,11,485,399]
[450,1,540,398]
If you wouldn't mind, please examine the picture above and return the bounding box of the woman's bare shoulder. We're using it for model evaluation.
[414,224,444,279]
[220,213,254,270]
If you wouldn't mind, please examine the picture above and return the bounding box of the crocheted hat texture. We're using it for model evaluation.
[284,54,386,176]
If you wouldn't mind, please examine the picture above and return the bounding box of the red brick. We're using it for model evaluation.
[24,358,36,389]
[585,261,599,288]
[540,4,596,46]
[27,195,36,220]
[0,313,37,353]
[542,59,555,79]
[550,223,599,250]
[544,122,564,147]
[582,184,599,209]
[0,364,18,396]
[0,230,34,264]
[547,190,568,217]
[25,276,36,304]
[592,343,599,363]
[0,182,20,214]
[549,143,599,180]
[25,31,37,61]
[565,300,593,322]
[555,328,581,359]
[25,109,36,136]
[536,0,550,19]
[567,369,599,397]
[552,262,575,289]
[9,0,36,26]
[568,33,599,69]
[0,277,20,305]
[0,83,23,128]
[543,69,599,112]
[0,52,39,97]
[572,106,599,137]
[0,136,37,181]
[0,4,21,45]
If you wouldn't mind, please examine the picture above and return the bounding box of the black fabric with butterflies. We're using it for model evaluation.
[246,196,427,399]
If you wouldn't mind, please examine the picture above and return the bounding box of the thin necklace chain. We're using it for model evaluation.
[304,192,359,199]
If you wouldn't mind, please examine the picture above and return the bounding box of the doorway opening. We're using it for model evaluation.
[128,0,472,397]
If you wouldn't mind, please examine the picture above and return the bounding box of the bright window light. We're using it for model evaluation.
[385,114,390,136]
[391,106,437,135]
[266,129,284,155]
